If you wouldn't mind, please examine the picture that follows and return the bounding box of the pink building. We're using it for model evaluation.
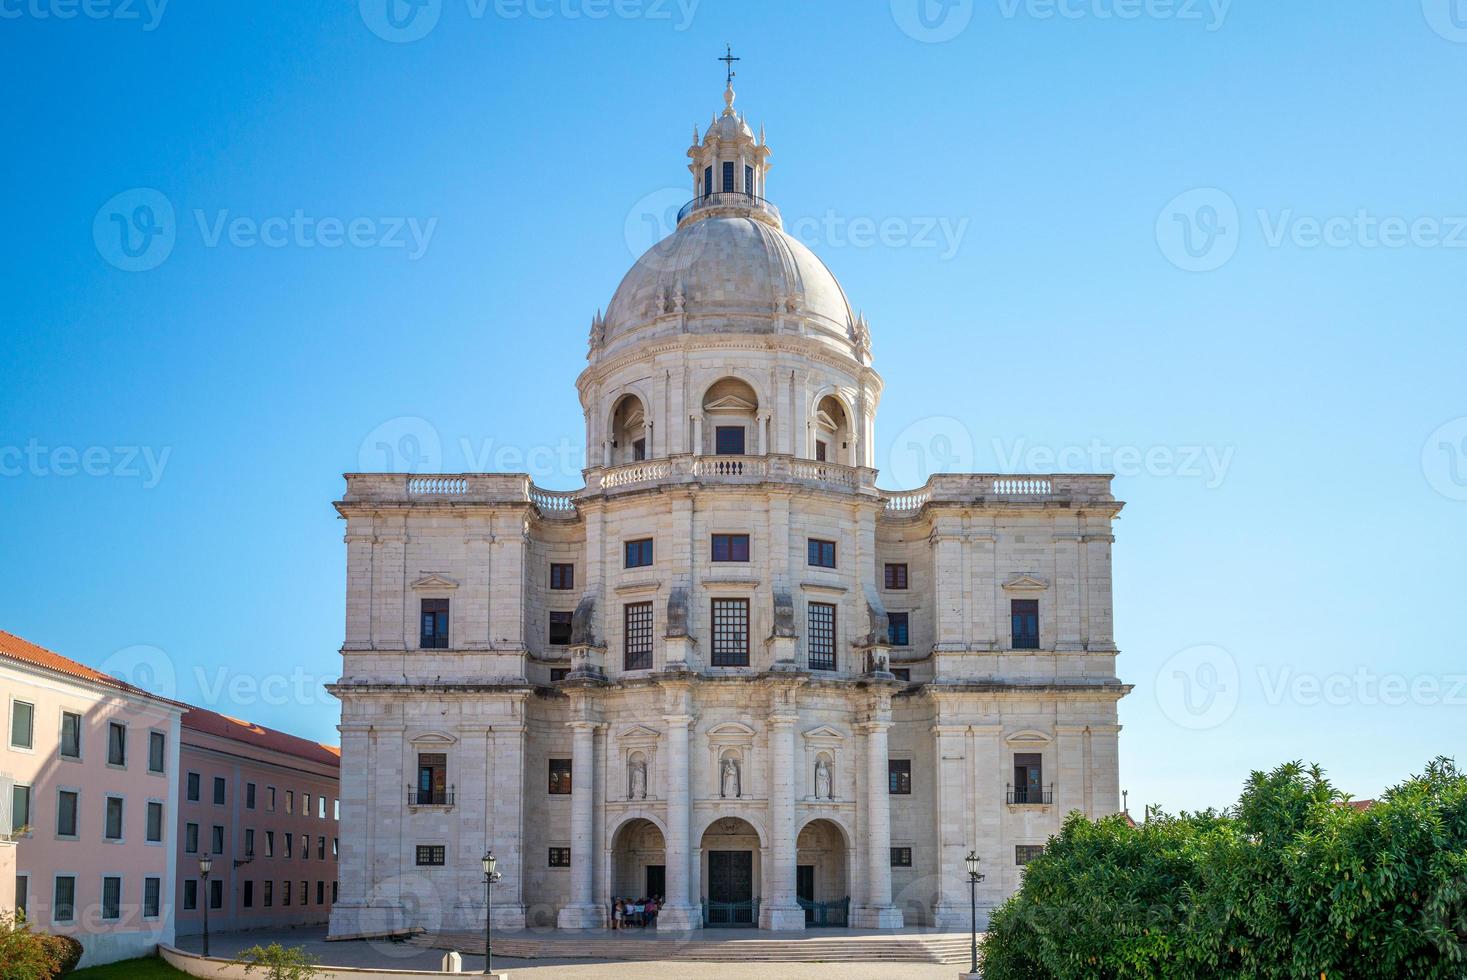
[175,707,340,936]
[1,629,187,967]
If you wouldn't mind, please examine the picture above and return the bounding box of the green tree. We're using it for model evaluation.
[231,943,319,980]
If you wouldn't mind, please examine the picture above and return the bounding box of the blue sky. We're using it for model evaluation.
[2,0,1464,814]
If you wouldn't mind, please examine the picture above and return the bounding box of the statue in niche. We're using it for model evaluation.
[815,758,832,799]
[629,758,647,800]
[720,757,741,799]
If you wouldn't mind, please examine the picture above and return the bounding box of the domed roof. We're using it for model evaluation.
[597,213,862,361]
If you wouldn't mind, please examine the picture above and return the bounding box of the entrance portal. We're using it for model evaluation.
[610,818,666,906]
[698,816,762,927]
[795,818,850,927]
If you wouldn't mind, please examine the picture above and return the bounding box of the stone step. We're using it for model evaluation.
[410,931,973,964]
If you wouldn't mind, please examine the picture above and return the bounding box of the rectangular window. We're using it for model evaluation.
[711,533,750,562]
[624,602,654,671]
[548,758,572,795]
[318,796,326,819]
[744,164,754,196]
[286,790,294,814]
[285,833,293,859]
[300,880,308,905]
[415,845,446,866]
[815,440,828,462]
[283,880,292,906]
[15,875,26,917]
[333,799,340,820]
[633,437,646,460]
[304,793,311,817]
[722,160,735,192]
[891,667,911,682]
[213,776,226,806]
[186,772,200,802]
[146,801,164,842]
[1013,753,1045,804]
[143,876,161,918]
[548,847,571,867]
[107,722,126,766]
[332,880,338,903]
[243,880,254,909]
[11,784,30,834]
[1011,598,1039,650]
[263,880,273,908]
[105,796,124,840]
[887,611,910,647]
[211,879,223,910]
[9,700,34,749]
[884,563,909,590]
[267,786,276,811]
[807,602,837,671]
[548,611,574,646]
[185,822,199,853]
[57,790,79,837]
[102,876,121,919]
[888,759,912,795]
[550,563,574,590]
[300,834,309,860]
[246,782,256,809]
[317,836,326,860]
[60,711,81,759]
[333,837,339,857]
[711,598,750,666]
[420,597,450,649]
[212,825,225,854]
[703,164,712,197]
[54,876,76,922]
[890,847,913,868]
[317,880,325,905]
[549,668,569,683]
[148,731,166,773]
[245,829,255,857]
[1016,844,1045,866]
[265,830,275,857]
[183,878,198,911]
[624,538,654,568]
[714,425,745,455]
[807,538,837,569]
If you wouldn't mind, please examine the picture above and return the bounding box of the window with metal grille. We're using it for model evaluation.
[102,876,121,919]
[415,845,446,866]
[550,563,574,590]
[143,877,161,918]
[549,847,571,867]
[890,847,913,867]
[807,538,836,568]
[745,164,754,195]
[548,611,573,646]
[625,602,653,670]
[420,597,449,649]
[884,563,908,590]
[722,161,735,192]
[888,759,912,795]
[1016,844,1046,866]
[548,759,572,795]
[887,611,910,646]
[1011,599,1039,649]
[711,533,749,562]
[703,165,712,197]
[625,538,654,568]
[711,598,750,666]
[807,602,836,671]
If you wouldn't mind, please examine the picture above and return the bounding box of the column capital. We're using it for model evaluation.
[859,719,892,733]
[662,713,695,727]
[567,720,599,733]
[768,713,798,729]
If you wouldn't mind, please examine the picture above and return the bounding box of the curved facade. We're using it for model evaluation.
[328,81,1129,939]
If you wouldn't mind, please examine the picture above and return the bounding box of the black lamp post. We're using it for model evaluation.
[198,856,213,958]
[481,850,502,975]
[965,850,985,977]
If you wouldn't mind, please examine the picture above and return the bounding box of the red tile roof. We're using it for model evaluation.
[0,628,187,707]
[1346,799,1377,811]
[182,706,340,768]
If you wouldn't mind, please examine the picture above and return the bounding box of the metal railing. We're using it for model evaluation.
[701,897,760,927]
[408,789,455,807]
[797,896,850,927]
[677,191,781,225]
[1006,784,1054,806]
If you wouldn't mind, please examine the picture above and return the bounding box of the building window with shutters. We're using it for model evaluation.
[420,598,449,649]
[888,759,912,795]
[624,602,653,670]
[625,538,654,568]
[1011,598,1039,649]
[416,753,449,805]
[807,602,836,671]
[711,598,750,666]
[807,539,836,569]
[887,611,910,647]
[548,759,572,795]
[711,533,749,562]
[884,563,908,590]
[550,563,574,590]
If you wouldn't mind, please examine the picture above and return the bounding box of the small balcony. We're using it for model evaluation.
[1007,785,1054,806]
[407,789,455,808]
[677,191,782,226]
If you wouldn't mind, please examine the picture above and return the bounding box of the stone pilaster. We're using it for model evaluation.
[760,710,804,930]
[557,719,606,928]
[657,692,700,930]
[931,724,971,928]
[853,698,903,928]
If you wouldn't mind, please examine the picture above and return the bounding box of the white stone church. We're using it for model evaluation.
[327,76,1128,938]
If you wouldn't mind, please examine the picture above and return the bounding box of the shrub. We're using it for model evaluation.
[231,943,319,980]
[0,912,64,980]
[48,935,83,976]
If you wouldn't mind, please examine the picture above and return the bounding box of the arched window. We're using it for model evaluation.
[813,395,852,465]
[701,378,759,456]
[610,394,649,465]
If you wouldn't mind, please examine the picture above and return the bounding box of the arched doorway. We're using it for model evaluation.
[698,816,762,926]
[609,393,649,465]
[812,394,852,466]
[609,818,666,909]
[795,818,850,927]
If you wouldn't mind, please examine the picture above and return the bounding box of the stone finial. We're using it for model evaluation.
[723,79,736,115]
[588,308,605,352]
[851,311,872,355]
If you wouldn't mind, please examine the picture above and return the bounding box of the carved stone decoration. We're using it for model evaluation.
[588,309,605,353]
[771,586,795,638]
[628,757,647,800]
[815,758,832,799]
[720,756,741,799]
[862,582,890,646]
[671,282,686,313]
[666,587,690,638]
[850,311,872,356]
[570,593,599,648]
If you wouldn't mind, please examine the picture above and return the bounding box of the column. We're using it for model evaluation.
[854,718,903,928]
[692,415,704,456]
[757,414,768,456]
[557,720,605,928]
[931,724,970,928]
[489,722,528,928]
[760,712,804,929]
[657,707,700,930]
[343,530,373,650]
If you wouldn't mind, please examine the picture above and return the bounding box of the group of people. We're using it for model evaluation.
[610,895,662,929]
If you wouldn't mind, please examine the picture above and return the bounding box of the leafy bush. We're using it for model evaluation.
[231,943,319,980]
[981,759,1467,980]
[50,935,83,976]
[0,912,65,980]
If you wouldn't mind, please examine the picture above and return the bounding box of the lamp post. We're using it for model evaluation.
[198,856,213,958]
[481,850,502,976]
[964,850,985,977]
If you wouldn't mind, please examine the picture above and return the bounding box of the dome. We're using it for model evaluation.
[596,213,863,362]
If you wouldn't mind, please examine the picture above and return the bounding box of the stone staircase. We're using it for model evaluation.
[410,930,974,964]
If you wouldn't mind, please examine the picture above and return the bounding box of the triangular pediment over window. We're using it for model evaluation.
[618,724,662,740]
[703,394,757,413]
[1000,574,1049,594]
[802,725,845,741]
[411,573,460,591]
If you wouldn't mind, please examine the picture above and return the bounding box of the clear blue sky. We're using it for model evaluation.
[3,0,1464,814]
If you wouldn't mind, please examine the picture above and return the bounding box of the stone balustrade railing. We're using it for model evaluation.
[591,454,873,495]
[879,473,1116,513]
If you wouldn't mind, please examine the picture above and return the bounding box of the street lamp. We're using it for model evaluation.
[964,850,985,977]
[198,856,213,958]
[481,850,502,976]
